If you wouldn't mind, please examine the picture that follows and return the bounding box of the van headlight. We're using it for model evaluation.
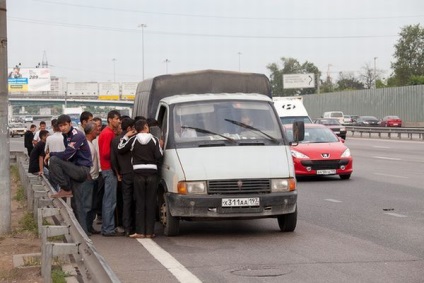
[178,181,207,195]
[271,178,296,192]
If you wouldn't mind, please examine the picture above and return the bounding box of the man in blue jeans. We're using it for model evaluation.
[98,110,122,237]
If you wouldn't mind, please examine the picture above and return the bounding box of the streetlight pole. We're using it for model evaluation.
[0,0,11,234]
[138,24,147,80]
[164,59,170,74]
[373,57,378,89]
[237,52,242,72]
[112,58,117,82]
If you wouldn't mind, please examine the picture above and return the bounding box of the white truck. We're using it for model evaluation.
[272,96,312,125]
[133,70,304,236]
[63,107,83,126]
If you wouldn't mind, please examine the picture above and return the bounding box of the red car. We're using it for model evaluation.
[284,124,353,179]
[380,115,402,127]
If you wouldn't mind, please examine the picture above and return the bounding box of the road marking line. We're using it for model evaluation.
[384,212,407,218]
[374,173,408,179]
[372,156,401,161]
[372,146,391,149]
[137,239,202,283]
[325,199,342,203]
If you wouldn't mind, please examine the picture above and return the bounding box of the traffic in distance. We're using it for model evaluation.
[323,111,403,127]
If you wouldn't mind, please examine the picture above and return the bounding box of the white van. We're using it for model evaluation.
[133,70,303,236]
[273,96,312,125]
[323,111,344,124]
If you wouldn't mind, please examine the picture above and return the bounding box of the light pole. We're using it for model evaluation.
[112,58,117,82]
[373,57,378,89]
[164,59,170,74]
[138,24,147,80]
[237,52,242,71]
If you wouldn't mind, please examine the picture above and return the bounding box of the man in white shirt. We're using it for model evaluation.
[33,121,47,146]
[45,119,66,154]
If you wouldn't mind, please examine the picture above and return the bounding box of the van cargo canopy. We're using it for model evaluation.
[133,69,271,118]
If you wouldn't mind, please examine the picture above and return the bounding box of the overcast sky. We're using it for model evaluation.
[6,0,424,83]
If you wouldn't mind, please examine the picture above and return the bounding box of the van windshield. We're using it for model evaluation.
[172,100,283,145]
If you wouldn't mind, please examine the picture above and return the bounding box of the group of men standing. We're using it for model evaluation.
[25,110,163,238]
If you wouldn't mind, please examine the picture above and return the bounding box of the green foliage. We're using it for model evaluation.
[14,186,26,202]
[10,165,26,202]
[51,267,68,283]
[335,72,365,91]
[267,57,320,96]
[391,24,424,86]
[408,75,424,85]
[18,212,38,236]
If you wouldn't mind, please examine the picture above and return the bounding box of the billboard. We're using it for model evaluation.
[67,82,98,97]
[121,82,137,100]
[283,73,315,89]
[99,82,120,100]
[8,68,51,92]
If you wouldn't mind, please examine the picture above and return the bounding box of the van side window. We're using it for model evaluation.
[157,105,168,148]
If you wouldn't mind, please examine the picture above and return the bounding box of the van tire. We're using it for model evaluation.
[277,208,297,232]
[160,193,180,236]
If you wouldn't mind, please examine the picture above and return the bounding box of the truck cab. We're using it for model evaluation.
[273,96,312,125]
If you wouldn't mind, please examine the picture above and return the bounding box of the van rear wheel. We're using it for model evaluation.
[160,193,180,236]
[277,208,297,232]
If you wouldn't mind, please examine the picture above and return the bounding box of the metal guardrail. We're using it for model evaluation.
[15,153,121,283]
[346,126,424,140]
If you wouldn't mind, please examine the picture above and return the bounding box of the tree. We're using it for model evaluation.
[408,75,424,85]
[267,57,320,96]
[359,63,384,89]
[391,24,424,86]
[335,72,365,91]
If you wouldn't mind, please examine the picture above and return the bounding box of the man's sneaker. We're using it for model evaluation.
[89,228,101,235]
[116,226,125,233]
[96,215,102,224]
[102,231,125,237]
[50,190,73,198]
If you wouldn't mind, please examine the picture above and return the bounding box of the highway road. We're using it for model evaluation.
[9,136,424,282]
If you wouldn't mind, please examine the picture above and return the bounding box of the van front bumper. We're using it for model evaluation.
[166,192,297,219]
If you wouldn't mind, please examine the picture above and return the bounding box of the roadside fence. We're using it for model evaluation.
[347,126,424,140]
[14,152,121,283]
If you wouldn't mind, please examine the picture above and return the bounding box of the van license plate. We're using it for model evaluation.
[317,169,336,175]
[222,198,260,207]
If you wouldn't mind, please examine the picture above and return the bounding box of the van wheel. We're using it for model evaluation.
[340,174,351,180]
[159,193,180,236]
[277,208,297,232]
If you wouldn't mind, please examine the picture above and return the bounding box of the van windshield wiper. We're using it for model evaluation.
[224,119,279,144]
[181,126,236,143]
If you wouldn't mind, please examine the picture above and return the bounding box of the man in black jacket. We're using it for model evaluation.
[118,119,163,238]
[24,124,36,156]
[111,117,136,237]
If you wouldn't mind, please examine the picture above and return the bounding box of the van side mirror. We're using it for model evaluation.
[293,121,305,142]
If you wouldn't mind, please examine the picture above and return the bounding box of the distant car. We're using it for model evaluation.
[313,118,347,139]
[343,115,354,125]
[284,124,353,180]
[322,111,344,124]
[23,115,33,123]
[380,115,402,127]
[354,116,380,126]
[9,123,26,137]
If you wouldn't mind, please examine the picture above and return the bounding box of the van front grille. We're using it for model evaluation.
[208,179,270,195]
